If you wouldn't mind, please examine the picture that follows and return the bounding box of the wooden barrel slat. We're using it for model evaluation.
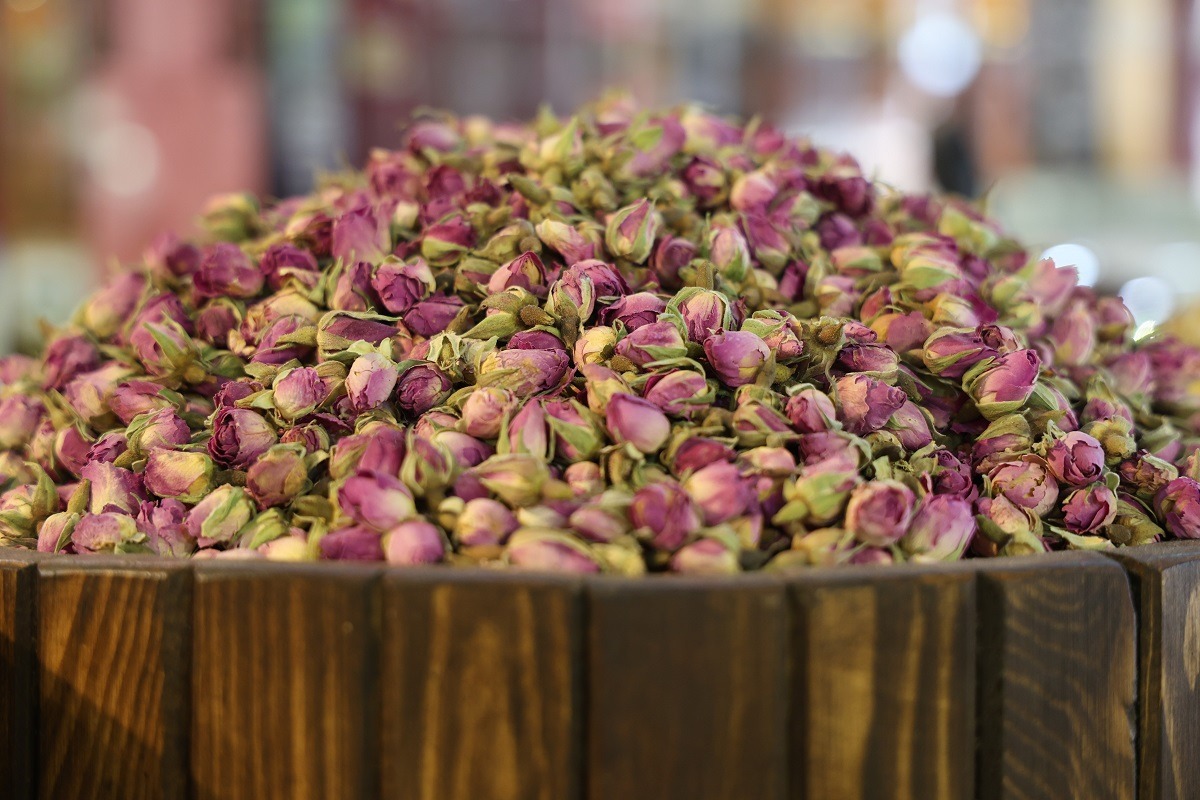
[586,576,790,800]
[36,557,191,800]
[0,550,38,800]
[788,565,976,800]
[1111,541,1200,800]
[975,552,1136,800]
[380,570,582,800]
[191,562,380,800]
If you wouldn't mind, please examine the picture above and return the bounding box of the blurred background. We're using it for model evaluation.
[2,0,1199,352]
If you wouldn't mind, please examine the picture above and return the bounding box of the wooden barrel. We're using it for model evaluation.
[1,542,1196,800]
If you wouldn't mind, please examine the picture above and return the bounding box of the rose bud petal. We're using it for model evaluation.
[684,461,749,524]
[1045,431,1106,487]
[670,537,740,574]
[606,393,671,453]
[194,243,264,299]
[704,330,770,388]
[320,527,385,561]
[507,330,565,351]
[629,480,701,551]
[834,374,906,435]
[338,470,417,531]
[420,213,475,266]
[186,485,256,547]
[987,455,1059,516]
[395,363,452,417]
[245,444,310,509]
[1062,484,1119,533]
[650,236,698,289]
[404,294,464,337]
[144,449,215,504]
[332,203,389,263]
[459,387,516,439]
[329,260,380,312]
[601,292,667,331]
[536,218,597,265]
[505,528,602,573]
[385,520,447,565]
[886,400,934,451]
[208,408,278,469]
[1155,476,1200,538]
[435,431,493,468]
[136,498,196,557]
[900,494,975,562]
[454,498,519,548]
[845,480,916,546]
[72,512,145,554]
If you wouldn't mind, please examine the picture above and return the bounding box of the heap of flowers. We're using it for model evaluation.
[1,97,1198,573]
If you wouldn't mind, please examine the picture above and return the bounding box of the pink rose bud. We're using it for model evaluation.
[1045,431,1106,487]
[605,199,659,263]
[670,537,740,574]
[480,348,571,397]
[338,470,417,531]
[921,327,993,378]
[136,498,195,557]
[372,257,435,313]
[606,392,671,453]
[332,203,389,263]
[785,388,838,433]
[42,334,100,390]
[1048,300,1096,367]
[615,320,688,367]
[888,401,934,451]
[682,156,727,209]
[0,395,43,449]
[185,485,256,546]
[507,330,565,351]
[1155,477,1200,538]
[505,529,601,573]
[319,527,385,561]
[543,399,604,461]
[194,243,264,299]
[834,374,907,435]
[404,294,464,337]
[902,495,976,562]
[684,461,749,524]
[272,367,328,421]
[629,480,701,551]
[644,370,713,420]
[962,349,1042,420]
[673,288,733,343]
[602,292,667,331]
[460,387,516,439]
[88,432,129,464]
[650,236,699,289]
[434,431,493,468]
[80,271,147,338]
[488,251,549,297]
[81,461,146,515]
[420,213,475,266]
[506,401,550,460]
[987,455,1060,516]
[54,426,93,479]
[144,231,201,278]
[261,242,320,291]
[144,449,215,504]
[207,408,278,469]
[345,352,399,413]
[708,223,751,281]
[704,330,770,387]
[245,444,310,509]
[568,259,631,299]
[72,512,143,554]
[536,218,596,265]
[396,363,451,417]
[385,520,447,565]
[454,498,518,548]
[1062,484,1119,533]
[742,212,791,272]
[845,480,916,546]
[330,260,381,312]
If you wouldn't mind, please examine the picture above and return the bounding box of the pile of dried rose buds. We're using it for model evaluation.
[2,97,1199,574]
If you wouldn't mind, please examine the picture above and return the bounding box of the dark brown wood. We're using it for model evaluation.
[587,576,789,800]
[36,557,191,800]
[0,549,38,800]
[976,552,1135,800]
[788,564,975,800]
[381,570,581,800]
[1111,540,1200,800]
[191,561,380,800]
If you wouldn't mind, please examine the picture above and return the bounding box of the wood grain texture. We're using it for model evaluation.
[976,552,1135,800]
[191,561,380,800]
[587,576,789,800]
[0,550,38,800]
[37,557,191,800]
[1111,540,1200,800]
[788,564,975,800]
[381,570,581,800]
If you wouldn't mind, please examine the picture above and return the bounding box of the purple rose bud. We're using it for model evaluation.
[568,500,629,543]
[1118,452,1177,500]
[488,251,549,297]
[650,236,698,289]
[1062,484,1119,533]
[704,330,770,387]
[964,349,1041,420]
[606,393,671,453]
[88,432,129,465]
[567,259,631,299]
[194,243,264,299]
[144,449,215,504]
[332,203,389,263]
[742,212,791,271]
[683,461,749,524]
[543,399,604,461]
[536,218,596,264]
[454,498,518,548]
[38,511,77,554]
[261,242,320,291]
[358,424,408,475]
[245,444,310,509]
[507,401,550,460]
[507,330,565,351]
[708,223,751,281]
[480,348,571,397]
[127,408,190,459]
[987,455,1060,516]
[208,408,278,469]
[901,494,975,561]
[605,199,659,263]
[731,168,777,212]
[615,320,688,367]
[1106,352,1153,399]
[43,334,99,390]
[0,395,43,449]
[144,231,201,278]
[505,529,601,573]
[602,292,667,331]
[404,294,464,337]
[1045,431,1106,486]
[834,374,907,435]
[395,363,451,417]
[1155,476,1200,538]
[72,512,142,554]
[670,537,740,574]
[922,327,993,378]
[136,498,195,557]
[81,271,147,338]
[629,480,701,551]
[421,213,475,266]
[195,299,242,345]
[673,289,732,343]
[435,431,492,468]
[385,520,446,565]
[460,387,515,439]
[849,548,894,566]
[845,480,915,546]
[888,401,934,451]
[669,436,737,476]
[644,370,713,420]
[339,470,417,531]
[330,260,381,312]
[682,156,727,208]
[279,423,330,455]
[372,257,435,313]
[273,367,328,421]
[345,352,399,413]
[81,461,146,515]
[54,426,93,479]
[1048,300,1096,367]
[320,527,385,561]
[785,389,838,433]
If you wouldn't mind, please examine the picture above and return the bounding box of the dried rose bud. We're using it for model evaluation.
[261,242,320,292]
[644,370,714,420]
[460,387,516,439]
[454,497,518,548]
[245,444,309,509]
[319,527,384,561]
[605,199,659,263]
[671,288,734,343]
[987,455,1059,516]
[137,498,195,557]
[708,223,751,282]
[650,236,699,289]
[144,449,215,504]
[684,461,749,524]
[834,374,906,435]
[186,485,256,547]
[72,512,145,554]
[488,251,548,297]
[38,511,78,554]
[317,311,402,356]
[563,461,604,496]
[1155,476,1200,539]
[421,213,475,266]
[54,426,93,480]
[544,399,605,461]
[338,470,417,531]
[784,388,838,433]
[80,271,147,339]
[372,257,435,313]
[332,204,389,263]
[963,349,1041,420]
[615,320,688,367]
[385,520,446,565]
[329,260,379,312]
[345,352,399,413]
[1045,431,1106,487]
[900,495,975,562]
[88,432,129,465]
[536,218,596,264]
[505,528,601,573]
[208,408,278,469]
[505,401,549,460]
[435,431,493,468]
[845,480,915,546]
[194,243,264,299]
[670,536,740,574]
[1062,484,1119,533]
[80,461,145,515]
[922,327,992,379]
[629,480,701,551]
[573,326,618,365]
[1118,452,1178,502]
[42,334,99,390]
[0,395,43,449]
[887,401,934,451]
[606,393,671,453]
[480,348,570,397]
[271,367,328,421]
[64,363,135,426]
[704,330,770,388]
